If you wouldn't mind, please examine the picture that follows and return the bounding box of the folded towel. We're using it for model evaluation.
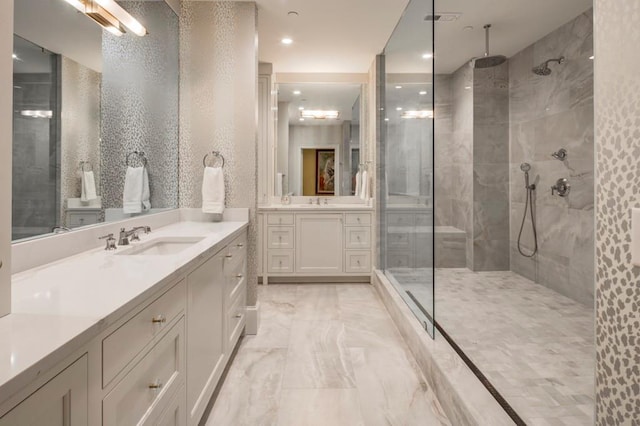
[202,166,225,214]
[354,171,362,197]
[123,166,150,214]
[360,170,369,200]
[81,171,97,202]
[276,173,284,197]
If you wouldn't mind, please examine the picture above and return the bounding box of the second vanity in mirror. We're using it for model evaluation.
[258,79,374,282]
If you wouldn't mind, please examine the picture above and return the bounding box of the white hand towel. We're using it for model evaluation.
[202,166,225,214]
[360,170,369,200]
[354,171,362,197]
[142,167,151,211]
[123,166,145,214]
[276,173,284,197]
[80,171,97,202]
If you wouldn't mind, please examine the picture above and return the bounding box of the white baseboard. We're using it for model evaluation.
[244,303,260,335]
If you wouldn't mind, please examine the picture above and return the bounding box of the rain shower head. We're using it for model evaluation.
[532,56,565,76]
[471,24,507,69]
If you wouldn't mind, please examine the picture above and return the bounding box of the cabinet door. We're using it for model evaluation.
[187,253,225,425]
[0,355,88,426]
[295,214,343,274]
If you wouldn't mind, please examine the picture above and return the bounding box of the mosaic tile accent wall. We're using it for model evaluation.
[594,0,640,422]
[101,1,179,210]
[60,57,101,224]
[179,1,258,305]
[509,11,594,306]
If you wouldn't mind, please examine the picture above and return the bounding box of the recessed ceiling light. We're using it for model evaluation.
[419,91,427,95]
[589,55,594,60]
[464,86,471,90]
[384,118,390,122]
[293,90,301,95]
[395,85,403,89]
[396,107,403,111]
[299,118,305,121]
[463,26,474,31]
[281,38,293,45]
[422,53,433,59]
[12,53,18,60]
[298,106,305,110]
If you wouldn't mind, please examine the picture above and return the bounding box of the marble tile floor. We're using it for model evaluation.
[389,267,595,426]
[205,283,451,426]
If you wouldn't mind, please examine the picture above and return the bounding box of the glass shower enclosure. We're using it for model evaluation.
[378,0,435,336]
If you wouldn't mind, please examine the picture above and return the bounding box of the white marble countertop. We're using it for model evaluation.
[0,220,248,401]
[259,204,373,211]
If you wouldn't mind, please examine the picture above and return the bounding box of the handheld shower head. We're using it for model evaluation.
[520,163,531,172]
[520,163,533,189]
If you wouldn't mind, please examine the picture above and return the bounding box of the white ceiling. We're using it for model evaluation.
[278,83,361,126]
[256,0,410,73]
[258,0,592,75]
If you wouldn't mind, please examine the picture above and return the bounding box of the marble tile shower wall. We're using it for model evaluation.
[473,63,510,271]
[509,10,594,306]
[100,1,179,210]
[60,57,101,224]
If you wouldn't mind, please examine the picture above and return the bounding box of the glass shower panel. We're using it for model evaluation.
[12,36,60,240]
[380,0,435,336]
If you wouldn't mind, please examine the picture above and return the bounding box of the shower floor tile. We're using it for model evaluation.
[391,267,595,425]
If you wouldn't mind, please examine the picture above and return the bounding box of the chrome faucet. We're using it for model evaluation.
[118,226,151,246]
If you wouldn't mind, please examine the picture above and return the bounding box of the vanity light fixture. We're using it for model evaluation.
[20,110,53,119]
[300,110,339,120]
[281,38,293,45]
[62,0,146,37]
[401,110,433,119]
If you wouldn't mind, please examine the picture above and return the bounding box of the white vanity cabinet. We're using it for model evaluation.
[0,355,88,426]
[259,209,373,282]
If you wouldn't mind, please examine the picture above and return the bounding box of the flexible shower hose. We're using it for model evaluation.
[517,186,538,257]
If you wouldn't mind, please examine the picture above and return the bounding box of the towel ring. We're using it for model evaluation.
[79,161,92,172]
[203,151,225,168]
[126,151,148,167]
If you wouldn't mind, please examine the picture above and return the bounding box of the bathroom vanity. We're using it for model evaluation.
[0,216,248,426]
[258,205,374,283]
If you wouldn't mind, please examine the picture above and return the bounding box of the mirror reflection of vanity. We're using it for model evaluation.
[11,0,179,242]
[275,82,364,198]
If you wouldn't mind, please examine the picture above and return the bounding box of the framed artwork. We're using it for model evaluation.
[316,149,335,194]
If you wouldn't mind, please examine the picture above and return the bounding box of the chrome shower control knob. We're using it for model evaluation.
[551,178,570,197]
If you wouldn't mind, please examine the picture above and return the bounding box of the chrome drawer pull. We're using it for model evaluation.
[148,381,163,390]
[226,254,233,258]
[237,274,244,278]
[151,315,166,324]
[237,243,244,247]
[234,314,243,319]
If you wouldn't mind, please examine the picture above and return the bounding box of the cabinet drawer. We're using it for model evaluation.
[345,227,371,249]
[226,290,246,351]
[152,385,186,426]
[103,280,186,388]
[387,251,414,268]
[267,226,294,249]
[387,213,415,226]
[345,213,371,226]
[345,251,371,273]
[387,232,414,250]
[103,318,185,426]
[267,250,294,273]
[415,213,432,226]
[67,212,100,227]
[225,233,247,262]
[226,265,247,304]
[267,213,294,225]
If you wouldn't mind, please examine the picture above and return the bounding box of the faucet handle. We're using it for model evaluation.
[99,233,117,250]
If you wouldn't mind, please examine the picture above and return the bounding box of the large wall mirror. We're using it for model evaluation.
[275,83,363,197]
[12,0,179,242]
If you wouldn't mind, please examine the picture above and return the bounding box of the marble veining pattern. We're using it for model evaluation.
[396,268,594,425]
[206,284,450,425]
[509,10,594,306]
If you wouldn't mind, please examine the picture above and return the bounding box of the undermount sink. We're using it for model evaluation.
[116,237,205,256]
